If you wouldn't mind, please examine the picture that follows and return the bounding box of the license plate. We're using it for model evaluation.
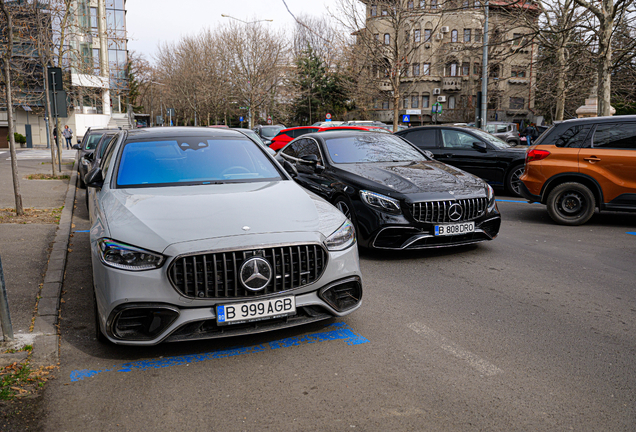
[434,222,475,236]
[216,296,296,325]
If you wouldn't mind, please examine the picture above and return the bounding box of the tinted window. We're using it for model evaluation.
[325,135,425,163]
[294,138,322,163]
[116,137,282,187]
[98,134,117,158]
[85,133,105,150]
[401,129,437,148]
[281,142,299,158]
[554,125,592,148]
[101,136,119,179]
[260,126,283,139]
[469,129,511,149]
[592,123,636,149]
[441,130,481,149]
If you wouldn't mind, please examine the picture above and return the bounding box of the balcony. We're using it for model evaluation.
[442,77,462,91]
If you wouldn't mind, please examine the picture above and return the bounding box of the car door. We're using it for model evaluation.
[280,138,333,198]
[437,128,504,183]
[399,128,440,154]
[580,122,636,206]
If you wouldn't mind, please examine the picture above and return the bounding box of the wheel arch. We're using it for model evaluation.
[540,173,604,208]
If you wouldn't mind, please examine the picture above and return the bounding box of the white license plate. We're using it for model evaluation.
[435,222,475,236]
[216,296,296,325]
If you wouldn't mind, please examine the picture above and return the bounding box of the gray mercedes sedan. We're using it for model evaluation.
[85,127,362,345]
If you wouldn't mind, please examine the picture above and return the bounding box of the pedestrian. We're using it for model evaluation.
[524,123,536,146]
[62,125,73,149]
[53,126,58,147]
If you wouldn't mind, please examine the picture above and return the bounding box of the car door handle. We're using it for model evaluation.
[584,156,601,163]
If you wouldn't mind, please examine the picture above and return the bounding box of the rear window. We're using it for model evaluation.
[116,137,282,188]
[553,125,593,148]
[259,127,283,139]
[84,133,104,150]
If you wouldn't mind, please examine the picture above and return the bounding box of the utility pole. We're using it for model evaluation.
[480,1,490,131]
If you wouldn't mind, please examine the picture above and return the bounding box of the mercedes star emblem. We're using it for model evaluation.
[448,203,463,222]
[240,257,273,292]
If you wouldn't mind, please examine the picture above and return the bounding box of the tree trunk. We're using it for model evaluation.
[554,46,566,121]
[597,16,613,117]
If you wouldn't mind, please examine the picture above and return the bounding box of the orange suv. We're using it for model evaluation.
[519,116,636,225]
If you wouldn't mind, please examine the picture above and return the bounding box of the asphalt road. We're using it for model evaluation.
[38,189,636,431]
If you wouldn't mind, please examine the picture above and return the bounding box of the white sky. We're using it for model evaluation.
[126,0,340,61]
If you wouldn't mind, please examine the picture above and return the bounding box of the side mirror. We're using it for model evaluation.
[72,144,81,150]
[314,164,325,174]
[422,150,434,159]
[84,167,104,188]
[282,160,298,178]
[85,152,94,161]
[472,142,487,152]
[300,154,319,165]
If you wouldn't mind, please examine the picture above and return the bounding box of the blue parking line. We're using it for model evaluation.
[69,322,368,382]
[496,199,534,204]
[74,230,90,233]
[627,232,636,236]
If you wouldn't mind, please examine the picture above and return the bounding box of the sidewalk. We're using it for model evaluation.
[0,148,77,367]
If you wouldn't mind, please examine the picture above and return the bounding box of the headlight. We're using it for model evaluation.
[360,190,401,214]
[486,184,496,209]
[325,220,356,251]
[98,239,165,271]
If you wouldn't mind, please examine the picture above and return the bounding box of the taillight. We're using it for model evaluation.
[526,149,550,163]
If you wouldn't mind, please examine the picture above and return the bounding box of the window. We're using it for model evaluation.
[464,29,471,42]
[402,129,437,148]
[374,99,380,109]
[92,48,101,74]
[512,33,523,46]
[403,96,409,109]
[448,96,456,109]
[411,95,419,108]
[384,33,390,45]
[422,95,430,108]
[408,1,414,8]
[374,33,379,42]
[420,0,426,7]
[424,29,432,42]
[553,125,592,148]
[290,139,323,164]
[463,0,470,8]
[431,0,437,9]
[414,29,421,43]
[371,5,377,16]
[441,130,479,149]
[423,63,430,75]
[413,63,420,76]
[511,68,526,78]
[448,62,458,76]
[488,97,498,109]
[462,62,470,75]
[489,65,500,78]
[475,0,481,7]
[90,7,98,30]
[382,8,388,15]
[593,123,636,149]
[451,29,458,42]
[509,97,524,110]
[382,101,390,109]
[475,29,482,43]
[473,62,481,75]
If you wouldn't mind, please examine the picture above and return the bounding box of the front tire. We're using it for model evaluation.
[546,182,595,226]
[506,165,525,197]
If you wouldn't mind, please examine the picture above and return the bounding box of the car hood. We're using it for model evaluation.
[101,181,345,253]
[336,161,486,198]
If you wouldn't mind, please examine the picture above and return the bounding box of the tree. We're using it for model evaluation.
[0,0,24,215]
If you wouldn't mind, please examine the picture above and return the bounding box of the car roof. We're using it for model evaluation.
[280,126,319,132]
[554,114,636,126]
[124,126,247,142]
[304,130,391,141]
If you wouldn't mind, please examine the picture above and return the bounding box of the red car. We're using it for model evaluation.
[269,126,321,150]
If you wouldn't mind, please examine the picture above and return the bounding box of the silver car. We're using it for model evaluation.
[484,122,521,145]
[85,127,362,345]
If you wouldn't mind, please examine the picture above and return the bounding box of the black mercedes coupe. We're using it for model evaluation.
[276,130,501,250]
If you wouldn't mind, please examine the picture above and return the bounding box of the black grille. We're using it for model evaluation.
[410,198,488,223]
[168,245,328,299]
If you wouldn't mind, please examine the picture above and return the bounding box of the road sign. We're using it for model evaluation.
[239,116,244,122]
[326,113,332,119]
[166,108,176,117]
[406,109,421,115]
[402,115,410,123]
[267,116,272,125]
[432,102,443,114]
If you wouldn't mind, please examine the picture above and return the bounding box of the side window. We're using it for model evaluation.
[441,130,479,149]
[592,123,636,149]
[402,130,437,148]
[281,141,299,158]
[100,136,119,179]
[554,125,592,148]
[98,135,117,158]
[295,138,323,164]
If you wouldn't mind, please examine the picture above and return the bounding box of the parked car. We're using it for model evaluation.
[344,121,391,131]
[312,121,346,127]
[72,127,119,188]
[395,125,527,196]
[84,127,362,345]
[231,128,276,155]
[484,122,521,145]
[276,130,501,250]
[253,124,286,146]
[80,131,118,195]
[320,126,391,134]
[520,115,636,225]
[269,126,322,151]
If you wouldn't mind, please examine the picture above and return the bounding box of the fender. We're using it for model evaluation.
[541,172,605,207]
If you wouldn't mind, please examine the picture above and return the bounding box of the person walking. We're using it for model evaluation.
[524,123,536,146]
[62,125,73,149]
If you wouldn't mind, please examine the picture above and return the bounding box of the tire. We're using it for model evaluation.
[505,165,525,197]
[546,182,596,226]
[333,195,363,247]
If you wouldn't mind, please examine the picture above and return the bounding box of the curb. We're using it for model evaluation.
[31,155,78,367]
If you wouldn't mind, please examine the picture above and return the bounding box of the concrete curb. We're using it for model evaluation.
[31,156,78,367]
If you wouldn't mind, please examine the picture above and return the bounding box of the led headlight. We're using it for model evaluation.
[98,239,165,271]
[486,184,496,209]
[360,190,401,214]
[325,220,356,251]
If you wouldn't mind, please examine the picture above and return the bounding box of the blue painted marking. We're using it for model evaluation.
[627,232,636,236]
[74,230,90,233]
[495,199,534,204]
[69,322,368,382]
[217,305,225,322]
[435,226,440,235]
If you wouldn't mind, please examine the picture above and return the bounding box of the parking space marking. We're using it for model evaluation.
[407,322,503,377]
[73,230,90,233]
[627,232,636,236]
[69,322,368,382]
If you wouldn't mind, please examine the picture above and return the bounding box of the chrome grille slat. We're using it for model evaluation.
[409,198,488,223]
[169,245,327,299]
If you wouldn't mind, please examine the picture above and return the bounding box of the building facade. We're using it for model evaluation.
[362,0,537,127]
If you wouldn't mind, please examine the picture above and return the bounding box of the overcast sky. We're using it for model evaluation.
[126,0,339,61]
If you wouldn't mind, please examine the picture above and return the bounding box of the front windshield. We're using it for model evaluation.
[325,134,426,163]
[470,129,512,149]
[260,126,283,139]
[85,133,104,150]
[116,137,282,187]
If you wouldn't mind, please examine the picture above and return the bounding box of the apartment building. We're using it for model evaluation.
[362,0,537,126]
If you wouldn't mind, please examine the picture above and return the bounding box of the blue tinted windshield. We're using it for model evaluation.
[116,138,282,187]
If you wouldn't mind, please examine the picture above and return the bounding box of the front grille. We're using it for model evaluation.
[410,198,488,223]
[168,245,328,299]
